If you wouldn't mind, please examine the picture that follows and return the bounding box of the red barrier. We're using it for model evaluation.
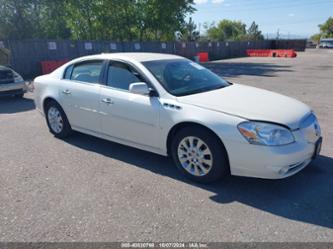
[246,49,297,58]
[197,52,209,62]
[247,49,271,57]
[41,59,69,74]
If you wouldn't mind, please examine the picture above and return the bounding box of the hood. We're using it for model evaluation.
[177,84,311,129]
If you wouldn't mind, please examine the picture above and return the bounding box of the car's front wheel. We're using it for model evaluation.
[45,101,72,138]
[171,126,229,183]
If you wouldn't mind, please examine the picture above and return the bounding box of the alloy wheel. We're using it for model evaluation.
[47,106,64,134]
[177,136,213,177]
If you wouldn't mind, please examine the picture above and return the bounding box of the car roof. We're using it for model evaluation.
[77,52,184,63]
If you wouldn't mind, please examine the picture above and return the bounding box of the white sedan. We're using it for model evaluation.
[34,53,322,183]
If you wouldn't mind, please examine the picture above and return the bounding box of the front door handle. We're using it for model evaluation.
[101,98,114,105]
[62,89,71,95]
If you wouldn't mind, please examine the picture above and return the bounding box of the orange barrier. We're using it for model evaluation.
[246,49,297,58]
[41,60,69,74]
[197,52,209,62]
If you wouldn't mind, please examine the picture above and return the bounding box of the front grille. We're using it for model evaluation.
[0,69,14,84]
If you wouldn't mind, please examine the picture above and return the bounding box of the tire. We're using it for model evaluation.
[45,100,72,138]
[171,126,229,183]
[15,93,24,98]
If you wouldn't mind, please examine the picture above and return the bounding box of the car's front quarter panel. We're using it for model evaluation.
[158,99,247,158]
[159,99,319,179]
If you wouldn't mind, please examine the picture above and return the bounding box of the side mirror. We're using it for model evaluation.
[129,82,151,96]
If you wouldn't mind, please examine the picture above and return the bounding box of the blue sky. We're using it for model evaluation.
[192,0,333,38]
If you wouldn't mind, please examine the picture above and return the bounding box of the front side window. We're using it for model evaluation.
[107,61,143,91]
[70,60,103,83]
[143,59,229,96]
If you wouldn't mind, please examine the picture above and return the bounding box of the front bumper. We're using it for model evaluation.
[0,82,27,96]
[227,129,322,179]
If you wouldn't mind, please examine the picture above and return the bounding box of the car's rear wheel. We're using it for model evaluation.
[45,100,72,138]
[171,126,229,183]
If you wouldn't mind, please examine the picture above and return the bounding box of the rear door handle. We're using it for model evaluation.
[62,89,71,95]
[101,98,114,105]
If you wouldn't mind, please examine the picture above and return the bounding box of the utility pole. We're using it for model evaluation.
[276,29,280,40]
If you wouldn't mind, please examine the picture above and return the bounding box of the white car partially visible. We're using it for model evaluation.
[33,53,322,183]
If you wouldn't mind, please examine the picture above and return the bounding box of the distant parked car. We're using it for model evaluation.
[34,53,322,183]
[319,38,333,48]
[0,65,27,98]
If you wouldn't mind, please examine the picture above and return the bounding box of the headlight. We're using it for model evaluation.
[13,72,24,83]
[237,121,295,146]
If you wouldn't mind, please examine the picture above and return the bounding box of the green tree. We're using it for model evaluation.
[310,33,322,43]
[0,0,195,41]
[246,21,264,41]
[97,0,138,41]
[64,0,195,41]
[319,16,333,38]
[137,0,195,41]
[0,0,71,39]
[0,0,40,39]
[64,0,101,40]
[39,0,71,39]
[206,19,247,41]
[177,17,200,41]
[310,17,333,43]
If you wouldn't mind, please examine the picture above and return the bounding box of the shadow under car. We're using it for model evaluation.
[63,132,333,229]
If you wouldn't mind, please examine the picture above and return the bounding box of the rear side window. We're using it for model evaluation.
[107,61,143,91]
[70,60,103,83]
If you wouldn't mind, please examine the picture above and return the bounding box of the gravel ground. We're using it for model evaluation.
[0,49,332,242]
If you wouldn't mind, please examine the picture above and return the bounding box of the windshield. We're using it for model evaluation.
[143,59,229,96]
